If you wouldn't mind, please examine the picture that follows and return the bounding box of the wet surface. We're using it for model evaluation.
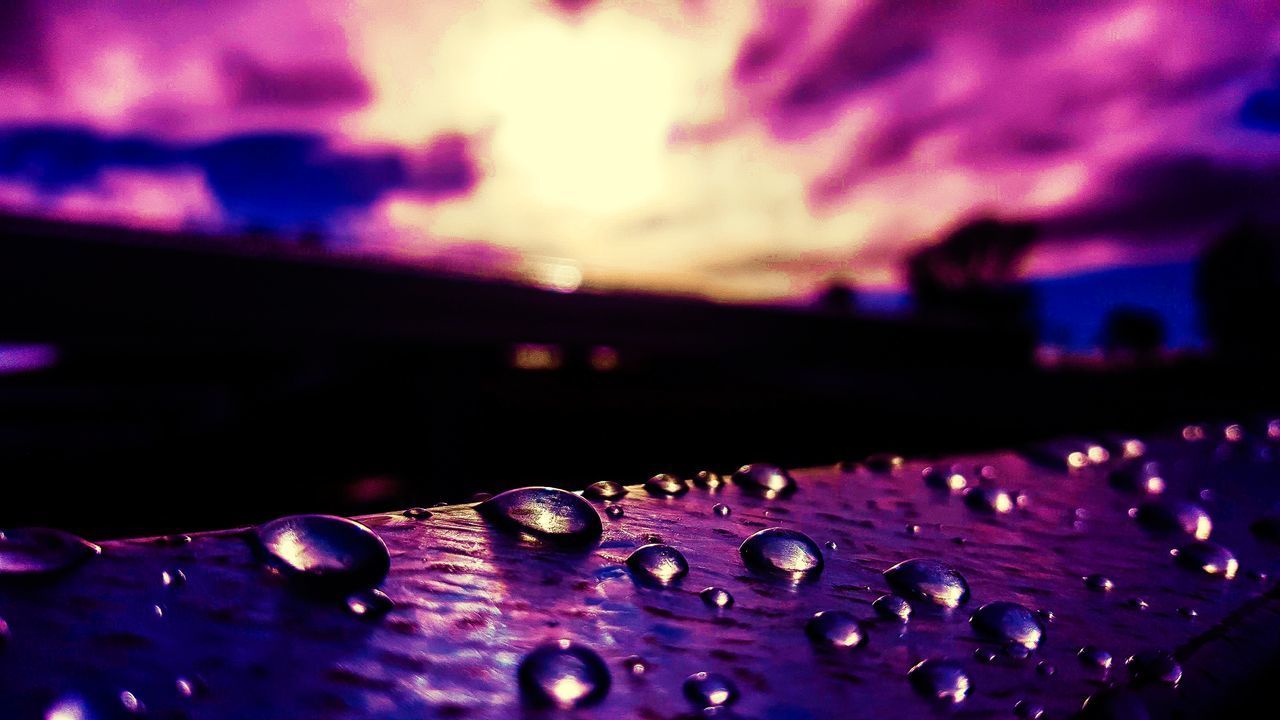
[1,424,1280,717]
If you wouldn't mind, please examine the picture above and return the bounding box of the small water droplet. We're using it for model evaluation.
[908,659,971,703]
[1171,540,1238,578]
[346,588,393,619]
[1036,660,1056,676]
[584,481,626,500]
[731,464,796,498]
[253,515,390,592]
[864,453,904,473]
[644,473,688,497]
[739,528,824,581]
[969,601,1044,650]
[712,503,731,517]
[805,611,866,649]
[883,559,970,609]
[824,540,838,551]
[626,544,689,585]
[161,569,185,588]
[923,466,967,491]
[518,640,611,708]
[963,486,1015,514]
[974,647,997,663]
[694,470,726,489]
[0,528,100,576]
[1177,606,1198,619]
[622,655,648,676]
[478,487,602,546]
[682,672,739,709]
[700,587,734,609]
[605,506,624,520]
[873,594,911,622]
[118,692,142,715]
[906,524,921,536]
[403,507,432,520]
[1078,645,1113,670]
[1125,597,1150,611]
[1133,500,1212,539]
[1083,574,1114,592]
[175,676,204,700]
[1015,699,1046,719]
[1125,650,1181,686]
[1108,461,1165,494]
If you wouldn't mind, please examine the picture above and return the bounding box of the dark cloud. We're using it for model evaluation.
[0,125,478,227]
[222,52,371,109]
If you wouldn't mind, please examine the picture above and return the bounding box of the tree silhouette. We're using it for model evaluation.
[1100,307,1166,362]
[906,218,1038,328]
[1197,221,1280,363]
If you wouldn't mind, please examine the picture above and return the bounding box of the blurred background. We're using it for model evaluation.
[3,0,1280,537]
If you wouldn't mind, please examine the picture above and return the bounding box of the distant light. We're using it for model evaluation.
[0,344,58,375]
[1182,424,1206,442]
[589,345,620,372]
[1224,424,1243,443]
[1122,439,1146,459]
[1086,445,1110,464]
[1067,451,1089,469]
[529,261,583,293]
[513,343,562,370]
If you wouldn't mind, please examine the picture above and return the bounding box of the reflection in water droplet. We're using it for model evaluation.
[1132,500,1212,539]
[712,503,732,517]
[805,611,866,648]
[1015,699,1046,719]
[908,659,970,703]
[694,471,725,489]
[161,569,186,588]
[1078,645,1113,670]
[740,528,824,581]
[175,676,203,700]
[644,474,688,497]
[478,487,602,546]
[1108,461,1165,494]
[605,506,624,520]
[626,544,689,585]
[346,588,393,619]
[253,515,390,592]
[403,507,432,520]
[969,601,1044,650]
[963,486,1014,514]
[584,481,626,500]
[731,464,797,498]
[683,672,739,709]
[884,559,970,609]
[0,528,100,576]
[1125,651,1182,686]
[1083,574,1114,592]
[700,587,734,609]
[622,655,647,676]
[873,594,911,622]
[923,466,967,491]
[905,524,921,536]
[518,640,611,708]
[1171,540,1238,578]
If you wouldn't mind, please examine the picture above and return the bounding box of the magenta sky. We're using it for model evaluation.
[3,0,1280,300]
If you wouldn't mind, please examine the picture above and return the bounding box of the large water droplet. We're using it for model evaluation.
[584,481,626,500]
[1125,650,1181,686]
[700,587,734,609]
[346,588,393,619]
[478,487,602,545]
[908,659,970,703]
[518,640,611,708]
[873,594,912,621]
[683,672,739,709]
[1083,574,1114,592]
[253,515,390,592]
[739,528,824,580]
[883,559,970,609]
[731,464,796,498]
[626,544,689,585]
[1078,645,1113,670]
[805,611,866,648]
[644,474,688,497]
[969,601,1044,650]
[1171,540,1238,578]
[0,528,100,576]
[1108,461,1165,494]
[1132,500,1212,539]
[962,486,1014,514]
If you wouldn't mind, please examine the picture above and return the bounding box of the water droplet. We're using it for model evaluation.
[403,507,432,520]
[923,466,967,491]
[1080,689,1153,720]
[0,616,10,645]
[253,515,390,592]
[44,690,141,720]
[346,588,393,619]
[518,640,611,708]
[873,594,911,621]
[883,559,970,609]
[805,611,866,648]
[1015,699,1046,719]
[622,655,647,676]
[1125,597,1150,611]
[969,601,1044,650]
[644,473,688,497]
[905,524,921,536]
[731,464,796,498]
[1036,660,1056,676]
[1125,650,1181,686]
[626,544,689,585]
[974,647,997,663]
[694,470,726,489]
[1177,606,1198,619]
[1078,645,1113,670]
[1108,461,1165,494]
[712,503,732,517]
[175,676,204,700]
[605,506,624,520]
[1171,540,1238,578]
[963,486,1014,513]
[682,672,739,709]
[864,453,904,473]
[584,481,626,500]
[478,487,602,546]
[908,659,971,703]
[161,569,185,588]
[824,540,838,551]
[739,528,824,581]
[700,587,734,609]
[1083,574,1114,592]
[0,528,100,576]
[1132,500,1212,539]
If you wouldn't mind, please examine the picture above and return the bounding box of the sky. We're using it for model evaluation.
[2,0,1280,327]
